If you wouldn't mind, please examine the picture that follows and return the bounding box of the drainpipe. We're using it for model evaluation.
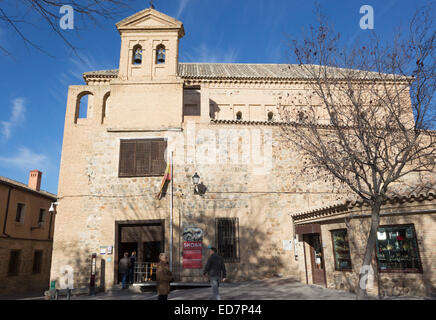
[169,151,174,272]
[48,210,54,240]
[2,187,12,237]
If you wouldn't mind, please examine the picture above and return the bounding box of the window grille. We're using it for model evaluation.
[216,218,239,262]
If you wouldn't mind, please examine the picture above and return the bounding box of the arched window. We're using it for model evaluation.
[102,92,110,124]
[156,44,166,64]
[132,44,142,65]
[75,92,93,122]
[236,111,242,121]
[267,111,274,121]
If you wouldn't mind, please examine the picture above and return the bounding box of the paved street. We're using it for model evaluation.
[17,277,428,300]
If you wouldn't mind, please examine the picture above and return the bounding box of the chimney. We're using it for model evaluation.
[28,170,42,191]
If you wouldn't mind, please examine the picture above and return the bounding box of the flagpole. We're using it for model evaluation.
[169,151,173,272]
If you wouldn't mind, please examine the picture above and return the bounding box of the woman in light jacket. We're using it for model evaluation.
[156,253,173,301]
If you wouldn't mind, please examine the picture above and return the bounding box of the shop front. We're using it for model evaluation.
[292,191,436,297]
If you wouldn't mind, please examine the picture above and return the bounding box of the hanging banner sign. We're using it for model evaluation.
[183,241,202,269]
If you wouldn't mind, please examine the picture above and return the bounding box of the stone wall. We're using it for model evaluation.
[0,238,53,296]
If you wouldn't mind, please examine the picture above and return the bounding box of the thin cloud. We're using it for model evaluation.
[176,0,191,19]
[0,147,47,170]
[182,43,239,63]
[1,97,26,140]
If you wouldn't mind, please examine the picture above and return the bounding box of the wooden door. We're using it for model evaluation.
[308,233,326,286]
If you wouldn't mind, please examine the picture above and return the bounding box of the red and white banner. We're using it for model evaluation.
[183,241,202,269]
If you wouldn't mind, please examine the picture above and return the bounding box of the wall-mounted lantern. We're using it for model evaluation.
[192,172,200,194]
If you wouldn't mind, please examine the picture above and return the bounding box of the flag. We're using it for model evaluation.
[156,160,172,200]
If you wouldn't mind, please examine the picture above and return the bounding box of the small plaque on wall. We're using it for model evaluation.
[283,240,292,251]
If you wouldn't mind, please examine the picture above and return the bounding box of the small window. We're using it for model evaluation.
[8,250,20,275]
[267,111,274,121]
[376,224,422,273]
[331,229,352,271]
[236,111,242,121]
[156,44,166,64]
[32,250,43,274]
[184,104,200,116]
[132,45,142,65]
[15,203,25,224]
[38,209,46,227]
[216,218,239,262]
[297,111,306,122]
[119,139,167,177]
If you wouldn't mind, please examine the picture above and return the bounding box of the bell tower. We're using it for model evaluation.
[115,7,185,82]
[106,7,185,129]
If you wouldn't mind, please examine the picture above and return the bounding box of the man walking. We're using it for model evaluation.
[118,252,131,289]
[203,247,226,300]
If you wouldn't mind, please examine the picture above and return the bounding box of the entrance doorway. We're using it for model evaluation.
[303,233,327,286]
[115,220,164,284]
[143,241,162,263]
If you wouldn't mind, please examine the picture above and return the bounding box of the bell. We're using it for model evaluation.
[134,49,142,64]
[157,49,165,63]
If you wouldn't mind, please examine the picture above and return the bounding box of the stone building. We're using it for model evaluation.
[0,171,57,297]
[292,191,436,297]
[49,7,434,296]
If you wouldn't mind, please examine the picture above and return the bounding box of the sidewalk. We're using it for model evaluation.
[42,277,430,300]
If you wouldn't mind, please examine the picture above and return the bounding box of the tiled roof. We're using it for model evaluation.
[291,190,436,221]
[210,119,335,128]
[83,63,404,81]
[0,176,57,200]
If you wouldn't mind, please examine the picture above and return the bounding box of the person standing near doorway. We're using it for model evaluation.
[129,251,137,284]
[203,247,226,300]
[156,253,173,301]
[119,252,131,289]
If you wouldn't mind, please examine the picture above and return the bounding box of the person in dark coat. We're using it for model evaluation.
[203,247,226,300]
[156,253,173,301]
[129,251,137,284]
[118,252,131,289]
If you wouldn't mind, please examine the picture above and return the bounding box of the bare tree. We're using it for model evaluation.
[0,0,133,56]
[279,6,435,299]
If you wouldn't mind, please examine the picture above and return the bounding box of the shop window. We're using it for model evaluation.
[331,229,352,271]
[376,224,422,273]
[8,250,20,276]
[119,139,167,177]
[15,203,25,224]
[216,218,239,262]
[32,250,43,274]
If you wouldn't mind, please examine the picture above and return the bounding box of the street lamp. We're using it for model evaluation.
[192,173,200,194]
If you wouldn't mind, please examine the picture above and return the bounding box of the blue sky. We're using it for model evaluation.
[0,0,430,194]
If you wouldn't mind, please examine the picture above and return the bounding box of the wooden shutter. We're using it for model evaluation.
[119,140,135,177]
[135,140,151,176]
[150,140,167,175]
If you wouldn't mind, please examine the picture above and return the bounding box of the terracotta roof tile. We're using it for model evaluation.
[83,63,405,81]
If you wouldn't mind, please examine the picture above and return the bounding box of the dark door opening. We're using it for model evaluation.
[117,242,137,284]
[115,220,165,284]
[304,233,326,286]
[143,241,162,263]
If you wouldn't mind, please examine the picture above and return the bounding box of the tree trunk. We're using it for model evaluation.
[356,200,382,300]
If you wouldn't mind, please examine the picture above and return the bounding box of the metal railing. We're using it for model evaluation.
[133,262,158,283]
